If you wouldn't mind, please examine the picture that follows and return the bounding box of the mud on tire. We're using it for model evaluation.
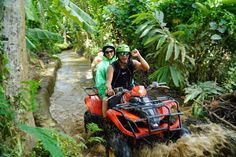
[106,134,132,157]
[105,122,132,157]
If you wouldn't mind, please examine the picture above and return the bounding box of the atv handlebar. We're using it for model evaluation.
[107,87,128,101]
[107,82,169,100]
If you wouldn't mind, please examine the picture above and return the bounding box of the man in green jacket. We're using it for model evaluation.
[95,43,116,100]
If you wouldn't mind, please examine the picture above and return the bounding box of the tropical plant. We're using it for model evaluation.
[131,10,195,88]
[26,28,64,53]
[19,124,86,157]
[53,0,96,33]
[25,0,97,55]
[184,81,224,117]
[186,1,236,84]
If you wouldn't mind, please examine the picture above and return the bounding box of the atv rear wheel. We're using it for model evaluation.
[84,110,91,133]
[84,110,104,133]
[106,134,132,157]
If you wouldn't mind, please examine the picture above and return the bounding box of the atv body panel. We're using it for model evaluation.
[106,97,181,139]
[84,95,102,116]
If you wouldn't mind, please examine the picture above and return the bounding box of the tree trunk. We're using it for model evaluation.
[0,0,36,155]
[1,0,29,96]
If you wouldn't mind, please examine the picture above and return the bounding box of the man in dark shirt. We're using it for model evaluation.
[102,44,149,117]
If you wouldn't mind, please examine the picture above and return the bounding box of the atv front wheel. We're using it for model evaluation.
[106,134,132,157]
[84,110,104,133]
[84,110,91,133]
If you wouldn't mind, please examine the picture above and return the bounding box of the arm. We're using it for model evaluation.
[131,49,150,71]
[105,65,115,95]
[95,64,106,98]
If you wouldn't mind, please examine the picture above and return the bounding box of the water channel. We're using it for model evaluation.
[50,50,93,135]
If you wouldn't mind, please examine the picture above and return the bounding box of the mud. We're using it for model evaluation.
[139,123,236,157]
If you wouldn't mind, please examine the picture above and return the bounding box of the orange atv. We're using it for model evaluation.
[84,82,189,157]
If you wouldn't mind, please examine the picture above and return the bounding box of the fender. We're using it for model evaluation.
[84,95,102,116]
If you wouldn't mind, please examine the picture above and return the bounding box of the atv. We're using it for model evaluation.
[84,82,189,157]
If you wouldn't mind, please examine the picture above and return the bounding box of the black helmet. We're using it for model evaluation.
[102,42,115,54]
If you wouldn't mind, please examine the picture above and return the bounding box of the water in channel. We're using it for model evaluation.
[50,50,94,135]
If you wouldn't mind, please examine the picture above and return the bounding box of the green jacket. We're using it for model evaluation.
[95,56,116,99]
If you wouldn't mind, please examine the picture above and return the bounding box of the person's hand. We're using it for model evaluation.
[131,49,141,58]
[106,88,115,96]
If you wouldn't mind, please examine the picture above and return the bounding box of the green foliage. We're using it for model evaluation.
[184,81,223,103]
[0,86,22,156]
[157,0,200,29]
[100,0,152,46]
[25,0,39,22]
[0,54,9,85]
[85,123,105,145]
[19,80,39,112]
[26,28,63,42]
[19,124,64,157]
[0,87,15,121]
[149,65,185,88]
[86,122,103,133]
[185,1,236,84]
[132,10,194,88]
[223,54,236,91]
[19,124,86,157]
[53,0,96,33]
[184,81,224,117]
[25,0,97,56]
[26,28,63,52]
[191,104,207,118]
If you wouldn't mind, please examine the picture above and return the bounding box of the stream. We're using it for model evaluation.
[50,50,93,135]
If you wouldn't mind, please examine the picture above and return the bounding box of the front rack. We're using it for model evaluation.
[113,97,183,138]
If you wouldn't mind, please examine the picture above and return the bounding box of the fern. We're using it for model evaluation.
[86,122,103,133]
[85,123,105,145]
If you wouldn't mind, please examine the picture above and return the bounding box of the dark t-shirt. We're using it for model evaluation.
[111,59,134,90]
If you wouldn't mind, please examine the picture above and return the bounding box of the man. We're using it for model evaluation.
[95,42,116,100]
[102,44,150,117]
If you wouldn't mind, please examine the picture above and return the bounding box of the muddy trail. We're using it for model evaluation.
[49,50,236,157]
